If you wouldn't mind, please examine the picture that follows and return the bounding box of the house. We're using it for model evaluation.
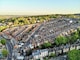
[63,44,70,53]
[16,56,24,60]
[70,45,76,51]
[28,44,34,49]
[76,44,80,50]
[69,20,73,23]
[13,49,24,60]
[32,50,40,59]
[32,49,48,59]
[49,48,55,56]
[40,49,48,57]
[55,47,62,55]
[36,42,40,46]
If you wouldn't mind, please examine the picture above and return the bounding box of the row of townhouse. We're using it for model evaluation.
[26,18,80,50]
[2,18,80,42]
[24,27,79,51]
[3,25,28,40]
[2,24,39,41]
[12,25,27,37]
[31,42,80,60]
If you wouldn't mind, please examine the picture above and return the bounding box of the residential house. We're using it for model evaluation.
[63,44,70,53]
[32,49,48,60]
[16,56,24,60]
[40,49,48,57]
[32,50,40,59]
[55,47,62,55]
[76,44,80,50]
[70,45,76,51]
[49,48,55,56]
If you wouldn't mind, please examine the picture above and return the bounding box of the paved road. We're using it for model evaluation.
[6,40,13,60]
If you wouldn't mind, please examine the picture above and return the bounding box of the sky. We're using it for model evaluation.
[0,0,80,15]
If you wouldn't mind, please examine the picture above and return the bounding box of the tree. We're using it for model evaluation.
[26,49,32,56]
[71,31,79,43]
[0,26,7,32]
[55,36,68,45]
[29,17,36,24]
[77,28,80,38]
[44,57,49,60]
[14,20,19,25]
[2,49,8,57]
[49,53,55,58]
[1,38,6,45]
[30,19,36,24]
[24,19,30,24]
[68,50,80,60]
[41,42,52,48]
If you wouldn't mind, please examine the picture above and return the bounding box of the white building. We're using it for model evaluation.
[32,49,48,59]
[63,45,70,53]
[16,56,24,60]
[28,44,34,49]
[70,45,76,51]
[32,50,40,59]
[76,44,80,50]
[40,49,48,57]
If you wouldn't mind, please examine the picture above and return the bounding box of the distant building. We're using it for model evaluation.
[32,49,48,59]
[70,45,76,50]
[28,44,34,49]
[32,50,40,59]
[40,49,48,57]
[76,44,80,50]
[16,56,24,60]
[63,44,70,53]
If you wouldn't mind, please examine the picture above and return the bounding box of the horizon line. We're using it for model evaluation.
[0,13,80,16]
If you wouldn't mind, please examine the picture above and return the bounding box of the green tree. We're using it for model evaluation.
[68,50,80,60]
[30,19,36,24]
[77,28,80,38]
[1,38,6,45]
[49,53,55,58]
[42,42,51,48]
[55,36,68,45]
[0,26,7,32]
[24,19,30,24]
[71,31,79,43]
[14,20,19,25]
[2,49,8,57]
